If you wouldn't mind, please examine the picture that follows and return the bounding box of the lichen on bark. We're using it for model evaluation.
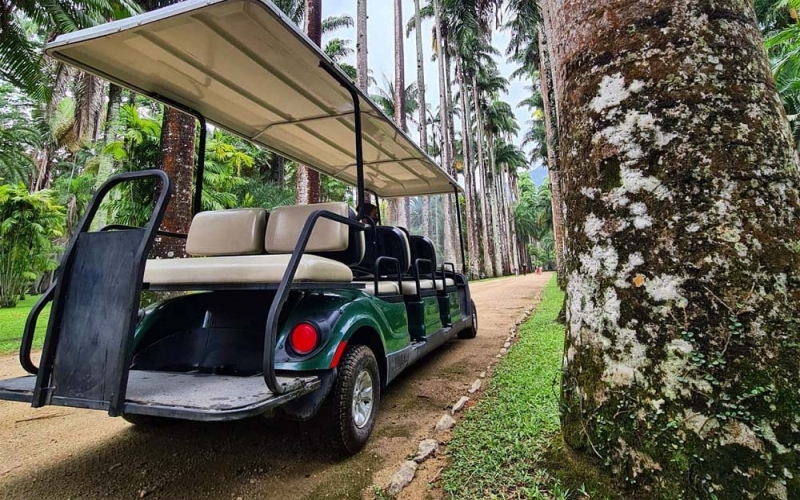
[541,0,800,497]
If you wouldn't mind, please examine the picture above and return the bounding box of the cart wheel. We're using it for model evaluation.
[458,300,478,339]
[328,344,381,454]
[122,414,174,427]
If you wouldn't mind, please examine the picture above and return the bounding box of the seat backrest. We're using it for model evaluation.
[186,208,267,256]
[265,202,363,266]
[409,235,437,267]
[360,226,411,275]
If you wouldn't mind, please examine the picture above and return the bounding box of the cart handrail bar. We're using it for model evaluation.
[263,209,367,394]
[374,256,402,294]
[101,224,188,240]
[413,258,436,302]
[19,283,56,375]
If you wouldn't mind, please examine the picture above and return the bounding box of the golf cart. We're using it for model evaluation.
[0,0,477,453]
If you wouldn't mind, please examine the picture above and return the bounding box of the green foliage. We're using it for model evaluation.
[0,183,64,308]
[0,83,40,182]
[516,175,555,268]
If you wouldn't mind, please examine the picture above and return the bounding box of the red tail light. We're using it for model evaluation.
[290,322,318,355]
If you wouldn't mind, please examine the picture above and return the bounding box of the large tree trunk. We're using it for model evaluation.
[296,0,322,204]
[387,0,408,228]
[356,0,369,91]
[542,0,800,497]
[459,64,480,279]
[442,50,459,267]
[414,0,430,238]
[432,0,456,264]
[472,80,494,278]
[537,26,566,283]
[153,107,195,258]
[487,136,503,276]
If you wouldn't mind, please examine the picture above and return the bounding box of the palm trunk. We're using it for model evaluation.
[537,26,565,283]
[458,64,480,279]
[414,0,430,238]
[487,135,503,276]
[543,0,800,495]
[472,79,493,278]
[388,0,408,228]
[153,107,195,258]
[356,0,369,91]
[296,0,322,204]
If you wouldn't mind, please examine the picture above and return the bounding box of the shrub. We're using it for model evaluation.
[0,183,65,308]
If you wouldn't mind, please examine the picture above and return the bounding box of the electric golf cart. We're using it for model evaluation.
[0,0,477,453]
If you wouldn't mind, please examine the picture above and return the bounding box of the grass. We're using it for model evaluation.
[0,294,49,355]
[442,276,622,499]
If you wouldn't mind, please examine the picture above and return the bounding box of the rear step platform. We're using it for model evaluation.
[0,371,320,421]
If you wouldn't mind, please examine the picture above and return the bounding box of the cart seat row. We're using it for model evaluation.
[144,203,358,286]
[143,203,453,296]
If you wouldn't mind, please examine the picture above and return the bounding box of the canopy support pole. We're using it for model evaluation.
[193,114,207,216]
[454,185,466,274]
[319,62,365,218]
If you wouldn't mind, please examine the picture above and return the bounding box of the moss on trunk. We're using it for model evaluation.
[540,0,800,497]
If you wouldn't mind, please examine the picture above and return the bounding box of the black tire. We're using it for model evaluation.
[458,299,478,339]
[327,344,381,454]
[122,414,174,427]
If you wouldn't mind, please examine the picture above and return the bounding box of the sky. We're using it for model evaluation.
[318,0,545,180]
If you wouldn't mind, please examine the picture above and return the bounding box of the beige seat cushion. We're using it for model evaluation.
[400,279,436,296]
[144,254,353,285]
[435,278,456,291]
[359,281,401,296]
[265,202,351,253]
[186,208,266,256]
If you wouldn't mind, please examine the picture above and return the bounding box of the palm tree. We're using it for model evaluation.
[372,77,419,125]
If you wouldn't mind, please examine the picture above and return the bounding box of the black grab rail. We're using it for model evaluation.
[19,283,55,375]
[263,210,367,395]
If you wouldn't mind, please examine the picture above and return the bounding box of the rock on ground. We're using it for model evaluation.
[435,414,456,431]
[386,461,418,495]
[414,439,438,463]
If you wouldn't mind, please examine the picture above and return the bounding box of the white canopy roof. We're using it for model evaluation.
[45,0,459,198]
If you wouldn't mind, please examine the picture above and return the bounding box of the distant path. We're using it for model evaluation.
[0,273,553,499]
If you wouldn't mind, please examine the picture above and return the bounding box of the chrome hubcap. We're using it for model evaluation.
[351,369,374,429]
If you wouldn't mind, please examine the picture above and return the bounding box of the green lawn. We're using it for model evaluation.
[0,295,49,355]
[442,276,621,499]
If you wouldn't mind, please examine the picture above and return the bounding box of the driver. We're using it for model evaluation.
[358,203,379,225]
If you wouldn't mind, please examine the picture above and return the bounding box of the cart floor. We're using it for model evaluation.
[0,371,320,421]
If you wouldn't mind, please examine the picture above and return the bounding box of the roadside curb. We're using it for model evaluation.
[373,296,543,498]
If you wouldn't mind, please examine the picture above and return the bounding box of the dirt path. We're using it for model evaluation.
[0,273,552,499]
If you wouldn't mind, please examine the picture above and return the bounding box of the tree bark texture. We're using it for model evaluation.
[356,0,369,92]
[459,65,481,278]
[443,52,459,267]
[387,0,409,228]
[541,0,800,496]
[472,80,494,278]
[414,0,431,239]
[537,26,566,282]
[154,107,195,258]
[297,0,322,204]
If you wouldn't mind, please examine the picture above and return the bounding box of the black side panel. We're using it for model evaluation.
[49,230,144,405]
